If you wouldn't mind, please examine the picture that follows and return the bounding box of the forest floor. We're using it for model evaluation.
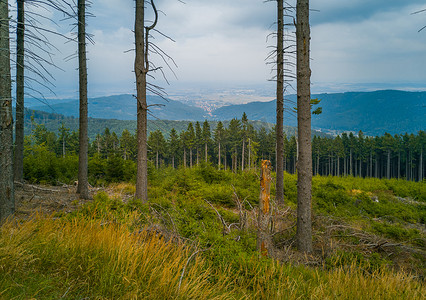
[4,174,425,299]
[14,182,94,218]
[13,181,426,279]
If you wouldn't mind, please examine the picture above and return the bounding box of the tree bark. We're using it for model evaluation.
[337,157,340,176]
[370,151,373,178]
[387,149,391,180]
[248,138,251,169]
[77,0,89,199]
[218,141,221,170]
[275,0,285,205]
[397,151,400,179]
[241,139,245,171]
[14,0,25,183]
[295,0,313,253]
[0,0,14,222]
[419,147,423,182]
[257,160,273,257]
[344,155,347,176]
[196,148,199,165]
[135,0,148,201]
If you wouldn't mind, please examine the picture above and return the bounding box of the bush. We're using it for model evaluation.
[23,144,78,184]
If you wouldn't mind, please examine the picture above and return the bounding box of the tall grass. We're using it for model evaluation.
[0,215,231,299]
[1,214,424,299]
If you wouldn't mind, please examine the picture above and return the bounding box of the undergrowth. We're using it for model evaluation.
[0,214,424,299]
[2,165,425,299]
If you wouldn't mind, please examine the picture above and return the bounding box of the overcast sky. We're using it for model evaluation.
[19,0,426,98]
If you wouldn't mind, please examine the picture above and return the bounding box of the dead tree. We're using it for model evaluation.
[0,0,14,222]
[134,0,176,200]
[12,0,77,184]
[76,0,89,199]
[266,0,296,205]
[275,0,285,205]
[135,0,158,201]
[257,160,273,257]
[295,0,313,253]
[13,0,24,183]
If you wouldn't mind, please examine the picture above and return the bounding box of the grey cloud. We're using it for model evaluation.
[310,0,425,25]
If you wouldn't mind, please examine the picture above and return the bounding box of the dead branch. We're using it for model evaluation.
[203,198,230,235]
[177,246,211,293]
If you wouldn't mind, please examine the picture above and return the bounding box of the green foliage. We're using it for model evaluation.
[325,250,391,273]
[4,166,426,299]
[371,222,424,246]
[23,144,78,184]
[311,176,426,228]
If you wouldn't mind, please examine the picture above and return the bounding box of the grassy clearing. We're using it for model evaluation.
[0,214,424,299]
[0,215,231,299]
[3,166,426,299]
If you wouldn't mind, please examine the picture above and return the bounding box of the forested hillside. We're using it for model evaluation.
[29,94,208,121]
[22,108,332,140]
[213,90,426,135]
[26,111,425,182]
[28,90,425,136]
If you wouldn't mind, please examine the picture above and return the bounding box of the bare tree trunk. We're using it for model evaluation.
[205,142,208,163]
[190,148,193,168]
[156,150,159,169]
[387,149,391,179]
[59,133,65,157]
[241,139,245,171]
[295,0,312,253]
[275,0,285,205]
[218,141,221,170]
[257,160,273,257]
[135,0,148,201]
[337,157,340,176]
[370,151,373,178]
[376,154,380,178]
[231,154,234,172]
[196,148,199,165]
[419,147,423,182]
[248,138,251,170]
[77,0,89,199]
[0,0,14,222]
[14,0,25,183]
[397,151,400,179]
[317,152,320,175]
[183,148,186,168]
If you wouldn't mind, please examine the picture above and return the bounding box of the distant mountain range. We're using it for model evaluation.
[212,90,425,135]
[30,94,208,121]
[28,90,425,136]
[24,109,327,141]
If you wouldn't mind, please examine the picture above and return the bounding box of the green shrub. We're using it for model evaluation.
[371,221,424,246]
[23,144,78,184]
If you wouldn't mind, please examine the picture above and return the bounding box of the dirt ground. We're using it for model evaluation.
[14,182,95,218]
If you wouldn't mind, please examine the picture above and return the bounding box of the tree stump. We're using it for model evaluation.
[257,160,273,257]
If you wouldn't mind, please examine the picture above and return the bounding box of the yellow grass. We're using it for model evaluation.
[0,215,231,299]
[0,214,424,299]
